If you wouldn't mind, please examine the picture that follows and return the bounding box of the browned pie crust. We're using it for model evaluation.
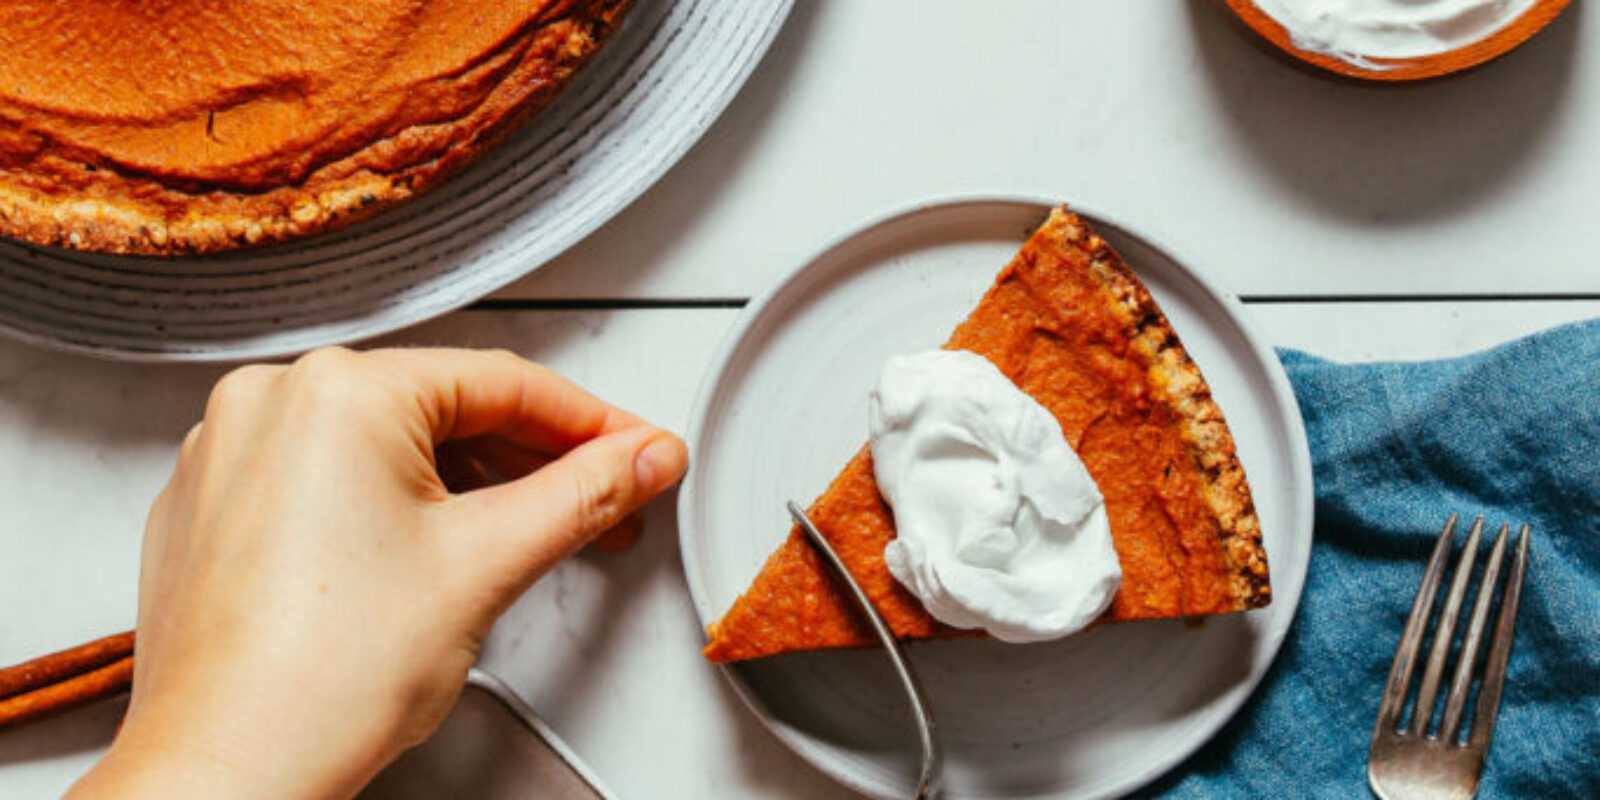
[704,207,1270,663]
[1081,211,1271,611]
[0,0,628,255]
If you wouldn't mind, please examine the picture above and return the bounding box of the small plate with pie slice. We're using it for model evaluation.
[678,196,1314,799]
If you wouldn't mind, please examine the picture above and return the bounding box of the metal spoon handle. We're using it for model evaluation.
[787,501,942,800]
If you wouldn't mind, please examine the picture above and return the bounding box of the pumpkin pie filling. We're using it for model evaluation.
[703,208,1270,663]
[0,0,627,253]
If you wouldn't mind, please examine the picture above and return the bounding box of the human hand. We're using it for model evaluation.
[67,347,688,800]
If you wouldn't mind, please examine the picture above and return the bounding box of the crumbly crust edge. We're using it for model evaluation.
[1047,207,1272,611]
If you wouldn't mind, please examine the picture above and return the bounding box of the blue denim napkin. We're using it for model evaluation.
[1136,317,1600,799]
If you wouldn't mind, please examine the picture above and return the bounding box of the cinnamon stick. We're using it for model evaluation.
[0,656,133,730]
[0,631,134,700]
[0,630,134,700]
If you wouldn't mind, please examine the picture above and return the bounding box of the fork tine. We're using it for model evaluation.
[1409,515,1484,737]
[1439,523,1510,743]
[1375,514,1459,732]
[1468,524,1530,751]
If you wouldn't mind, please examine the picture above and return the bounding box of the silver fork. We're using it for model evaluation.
[1368,514,1531,800]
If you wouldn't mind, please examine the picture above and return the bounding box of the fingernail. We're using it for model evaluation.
[634,434,685,492]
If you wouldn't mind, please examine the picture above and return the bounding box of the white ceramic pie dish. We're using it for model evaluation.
[0,0,791,361]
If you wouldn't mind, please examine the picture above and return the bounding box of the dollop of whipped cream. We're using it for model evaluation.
[1252,0,1536,68]
[869,350,1121,643]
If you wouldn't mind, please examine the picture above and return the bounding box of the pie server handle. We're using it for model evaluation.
[465,668,619,800]
[787,500,942,800]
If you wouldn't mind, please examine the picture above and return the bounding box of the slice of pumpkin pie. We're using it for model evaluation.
[703,206,1270,663]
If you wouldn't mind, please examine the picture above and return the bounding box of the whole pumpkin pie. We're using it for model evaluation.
[0,0,627,255]
[704,207,1271,663]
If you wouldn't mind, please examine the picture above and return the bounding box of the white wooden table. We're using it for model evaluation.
[3,2,1597,797]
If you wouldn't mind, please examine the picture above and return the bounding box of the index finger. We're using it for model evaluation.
[363,348,647,454]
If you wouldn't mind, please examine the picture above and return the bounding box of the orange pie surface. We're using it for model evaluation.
[703,207,1271,663]
[0,0,626,254]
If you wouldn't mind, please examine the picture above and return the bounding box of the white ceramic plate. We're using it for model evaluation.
[0,0,790,362]
[679,197,1314,800]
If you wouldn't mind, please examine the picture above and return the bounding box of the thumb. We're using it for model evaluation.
[443,424,688,587]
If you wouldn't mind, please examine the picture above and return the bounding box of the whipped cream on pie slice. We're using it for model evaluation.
[869,349,1122,643]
